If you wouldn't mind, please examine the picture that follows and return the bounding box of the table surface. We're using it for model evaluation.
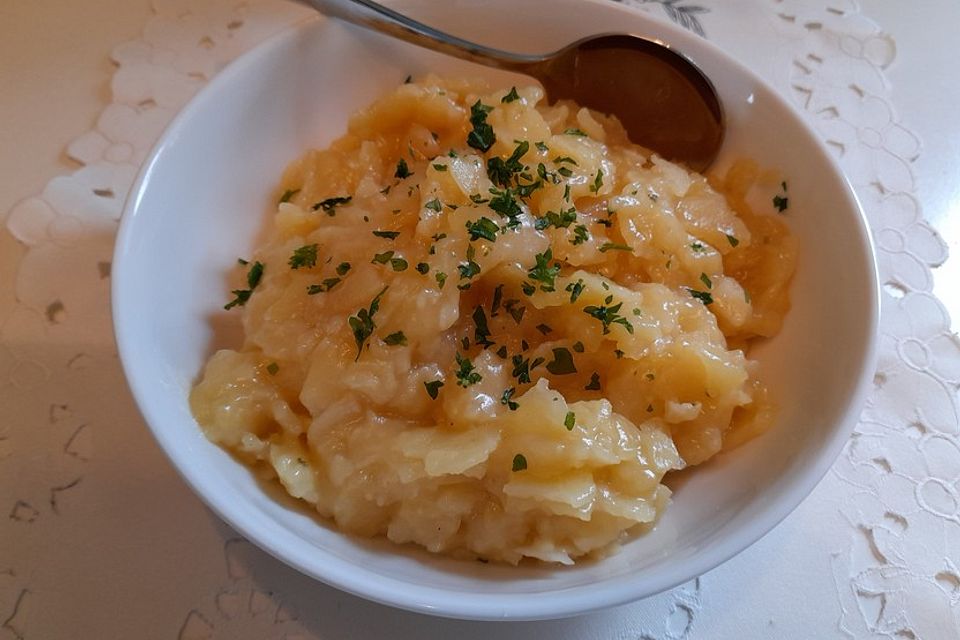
[2,1,959,638]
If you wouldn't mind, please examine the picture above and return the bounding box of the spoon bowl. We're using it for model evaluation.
[298,0,724,169]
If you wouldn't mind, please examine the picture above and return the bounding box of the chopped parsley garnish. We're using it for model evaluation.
[564,411,576,430]
[691,241,705,253]
[572,341,585,353]
[726,234,740,247]
[527,249,560,292]
[467,100,496,151]
[511,354,544,384]
[224,260,264,310]
[332,262,349,277]
[472,306,494,348]
[599,242,633,253]
[590,168,604,193]
[501,87,520,103]
[565,279,585,303]
[572,225,589,245]
[773,194,789,213]
[563,128,587,136]
[279,189,299,204]
[454,352,482,387]
[583,301,634,334]
[491,284,504,316]
[435,271,447,289]
[312,196,352,215]
[535,141,549,152]
[383,331,407,346]
[415,262,430,274]
[390,257,408,272]
[645,372,656,381]
[699,272,713,289]
[306,277,342,294]
[424,198,443,212]
[585,372,601,390]
[372,230,400,239]
[512,453,527,472]
[535,207,577,230]
[395,158,412,179]
[432,163,447,172]
[372,250,394,264]
[466,217,500,242]
[535,323,552,335]
[288,244,318,269]
[504,299,525,324]
[501,387,519,410]
[546,347,577,375]
[266,362,280,375]
[486,141,529,187]
[424,379,444,399]
[488,188,522,228]
[688,289,714,305]
[347,286,388,361]
[496,345,508,359]
[553,156,578,165]
[458,244,481,282]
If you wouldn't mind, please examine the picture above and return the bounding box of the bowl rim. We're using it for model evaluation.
[112,0,880,621]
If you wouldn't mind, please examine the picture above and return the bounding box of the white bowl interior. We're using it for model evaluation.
[113,1,878,621]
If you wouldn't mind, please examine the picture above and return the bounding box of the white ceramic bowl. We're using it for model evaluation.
[113,0,879,621]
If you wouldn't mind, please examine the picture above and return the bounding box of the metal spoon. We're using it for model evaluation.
[297,0,724,171]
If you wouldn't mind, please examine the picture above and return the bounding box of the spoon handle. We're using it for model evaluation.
[294,0,541,72]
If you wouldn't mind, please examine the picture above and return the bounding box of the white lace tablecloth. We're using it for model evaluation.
[3,1,959,637]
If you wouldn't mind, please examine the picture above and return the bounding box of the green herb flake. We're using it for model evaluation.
[590,168,604,194]
[566,278,585,303]
[501,87,520,103]
[312,196,352,215]
[535,323,552,335]
[688,288,714,305]
[553,156,578,165]
[504,299,526,325]
[395,158,412,179]
[691,241,705,253]
[432,163,448,172]
[535,141,548,152]
[472,305,494,348]
[571,225,589,245]
[266,362,280,376]
[435,271,447,289]
[512,453,527,472]
[467,100,496,152]
[415,262,430,274]
[225,260,265,310]
[306,277,342,294]
[288,244,318,270]
[599,242,633,253]
[384,331,408,346]
[585,372,601,391]
[424,379,444,399]
[372,250,395,265]
[491,284,504,316]
[535,207,577,230]
[454,352,482,387]
[501,387,519,410]
[773,194,789,213]
[335,262,351,276]
[572,341,585,353]
[496,345,508,359]
[546,347,577,375]
[279,189,299,204]
[564,411,576,431]
[424,198,443,212]
[466,217,500,242]
[373,230,400,240]
[563,128,587,136]
[699,272,713,289]
[390,257,408,272]
[583,301,634,335]
[347,286,388,361]
[527,249,561,292]
[557,166,574,178]
[488,187,522,228]
[645,372,656,381]
[726,234,740,247]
